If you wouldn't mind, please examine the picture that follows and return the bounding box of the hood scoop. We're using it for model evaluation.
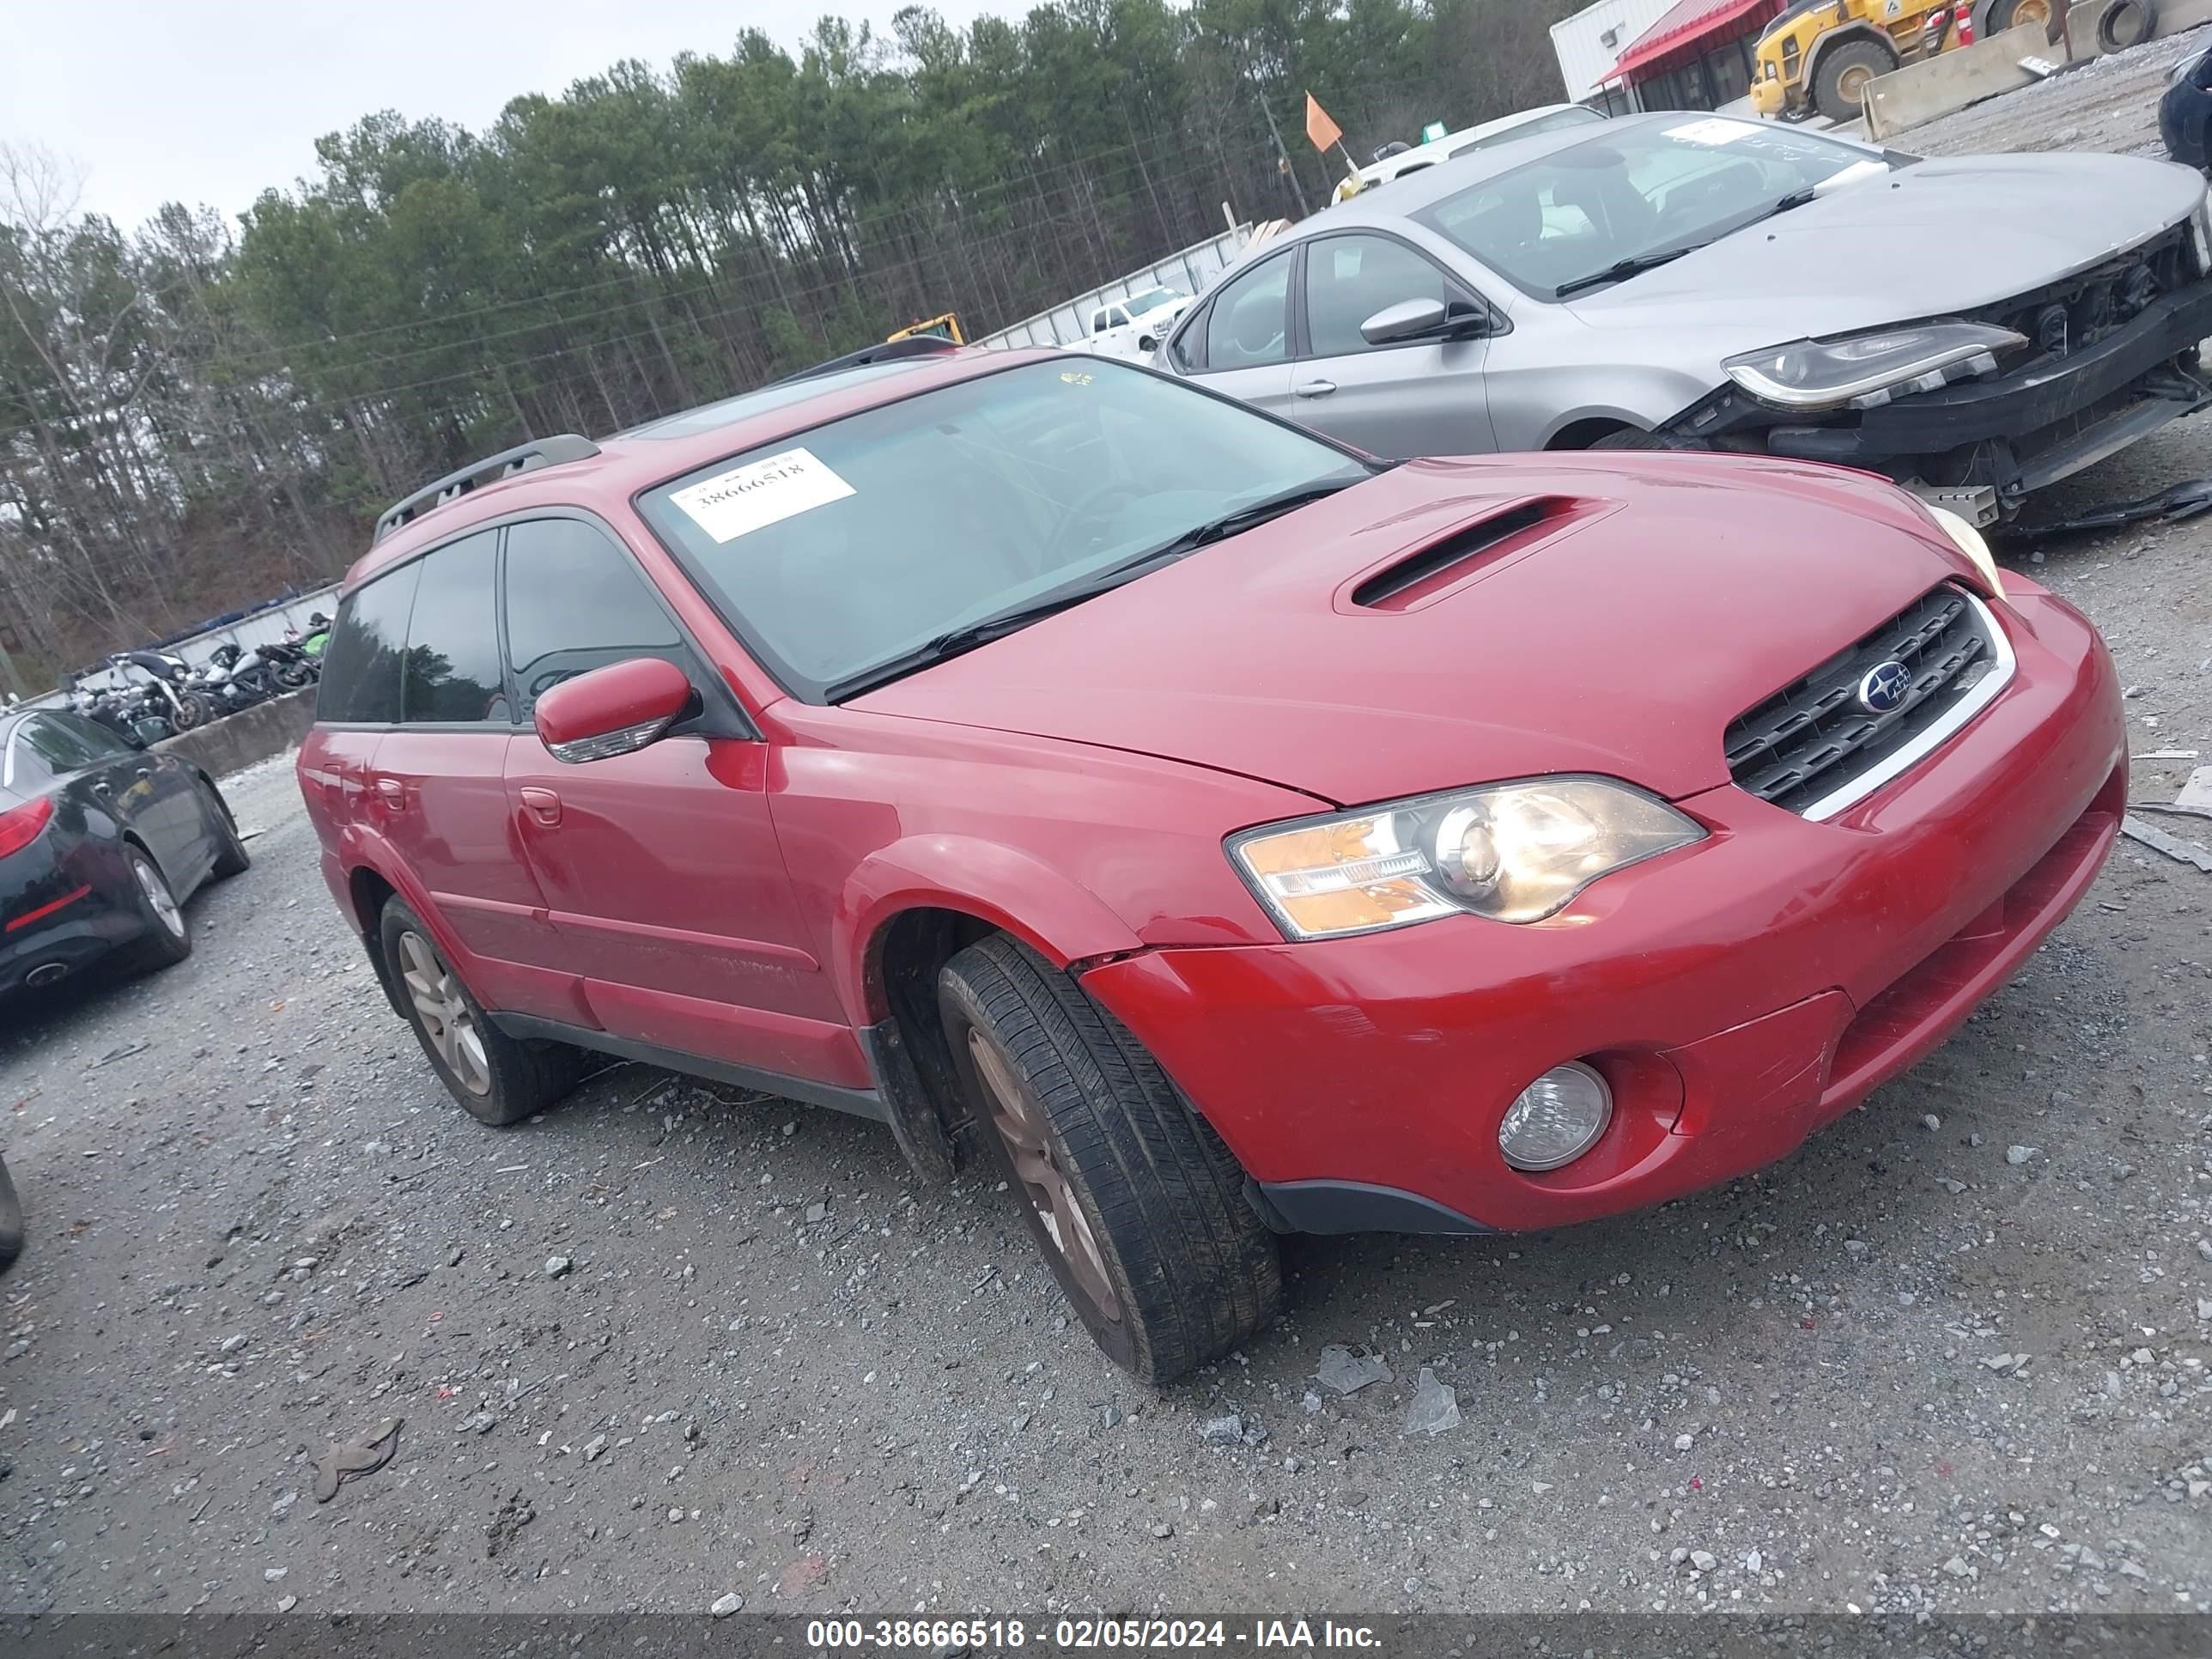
[1346,495,1589,612]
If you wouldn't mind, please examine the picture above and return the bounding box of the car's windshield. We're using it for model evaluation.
[1418,117,1883,299]
[1125,288,1182,316]
[635,360,1368,702]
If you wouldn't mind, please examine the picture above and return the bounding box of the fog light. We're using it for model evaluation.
[1498,1062,1613,1171]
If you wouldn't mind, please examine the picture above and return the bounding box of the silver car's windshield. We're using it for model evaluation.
[635,360,1368,702]
[1418,118,1883,299]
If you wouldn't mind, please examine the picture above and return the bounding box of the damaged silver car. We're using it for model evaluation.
[1158,112,2212,526]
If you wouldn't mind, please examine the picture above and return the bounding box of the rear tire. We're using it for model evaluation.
[1814,40,1897,122]
[124,846,193,971]
[170,692,212,732]
[273,660,315,690]
[378,897,583,1127]
[1589,427,1661,450]
[938,935,1282,1384]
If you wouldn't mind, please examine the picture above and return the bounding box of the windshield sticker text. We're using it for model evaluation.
[1663,118,1753,147]
[669,447,854,543]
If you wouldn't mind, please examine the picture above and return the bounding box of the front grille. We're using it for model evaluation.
[1969,226,2191,357]
[1724,586,2000,817]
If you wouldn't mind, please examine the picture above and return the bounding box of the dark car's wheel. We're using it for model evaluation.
[939,935,1282,1384]
[1814,40,1896,122]
[125,846,193,970]
[378,898,582,1127]
[0,1153,22,1274]
[201,783,251,880]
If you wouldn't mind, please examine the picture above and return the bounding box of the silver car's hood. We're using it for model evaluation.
[1562,152,2204,338]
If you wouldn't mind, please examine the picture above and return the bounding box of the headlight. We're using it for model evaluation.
[1723,323,2025,412]
[1227,777,1705,939]
[1925,505,2005,600]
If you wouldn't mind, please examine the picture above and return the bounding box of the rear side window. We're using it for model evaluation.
[9,716,99,784]
[317,562,420,726]
[502,519,684,714]
[400,531,506,724]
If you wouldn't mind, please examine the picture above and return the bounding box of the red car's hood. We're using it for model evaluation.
[853,454,1987,807]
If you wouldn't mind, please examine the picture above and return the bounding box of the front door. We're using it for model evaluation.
[1289,232,1497,459]
[496,515,860,1088]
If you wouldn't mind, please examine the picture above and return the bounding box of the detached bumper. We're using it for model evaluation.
[1080,581,2124,1236]
[1758,279,2212,498]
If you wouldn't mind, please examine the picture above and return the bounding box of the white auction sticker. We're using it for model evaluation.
[1664,118,1752,146]
[669,447,855,543]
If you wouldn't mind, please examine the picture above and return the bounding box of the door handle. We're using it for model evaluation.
[519,786,562,827]
[1295,379,1337,398]
[374,777,406,808]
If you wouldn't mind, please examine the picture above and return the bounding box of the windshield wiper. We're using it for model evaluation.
[1553,245,1698,298]
[1131,478,1360,562]
[823,478,1361,702]
[1754,186,1820,223]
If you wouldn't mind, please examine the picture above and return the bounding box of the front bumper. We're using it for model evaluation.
[1664,278,2212,507]
[1081,580,2124,1235]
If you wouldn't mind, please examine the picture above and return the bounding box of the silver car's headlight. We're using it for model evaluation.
[1227,778,1705,939]
[1723,323,2025,412]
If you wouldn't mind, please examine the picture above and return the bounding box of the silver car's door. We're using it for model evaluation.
[1287,231,1498,460]
[1172,248,1297,417]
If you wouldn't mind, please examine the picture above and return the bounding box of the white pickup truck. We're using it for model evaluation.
[1064,286,1194,362]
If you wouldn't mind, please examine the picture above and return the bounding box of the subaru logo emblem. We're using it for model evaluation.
[1857,659,1911,714]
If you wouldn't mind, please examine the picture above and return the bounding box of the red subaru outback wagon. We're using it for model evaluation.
[300,343,2124,1382]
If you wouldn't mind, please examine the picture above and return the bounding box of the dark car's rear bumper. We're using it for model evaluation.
[1,839,140,995]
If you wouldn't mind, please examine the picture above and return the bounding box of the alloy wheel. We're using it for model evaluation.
[397,930,491,1097]
[967,1028,1121,1322]
[135,858,185,939]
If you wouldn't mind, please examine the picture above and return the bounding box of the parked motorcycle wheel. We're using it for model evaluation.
[273,660,316,690]
[171,691,214,731]
[0,1152,22,1274]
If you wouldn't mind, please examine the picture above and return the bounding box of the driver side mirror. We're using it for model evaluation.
[534,657,696,764]
[1359,297,1489,346]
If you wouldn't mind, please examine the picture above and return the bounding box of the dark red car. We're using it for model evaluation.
[298,344,2124,1382]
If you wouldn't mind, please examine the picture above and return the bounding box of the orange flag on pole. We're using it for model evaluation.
[1304,93,1343,154]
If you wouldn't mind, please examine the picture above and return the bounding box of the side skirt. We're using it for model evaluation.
[489,1012,890,1124]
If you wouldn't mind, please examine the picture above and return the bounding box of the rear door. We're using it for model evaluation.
[362,529,573,1021]
[1172,249,1297,416]
[498,515,855,1085]
[1288,231,1498,459]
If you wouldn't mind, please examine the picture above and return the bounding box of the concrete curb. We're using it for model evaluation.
[1864,22,2062,140]
[154,690,316,778]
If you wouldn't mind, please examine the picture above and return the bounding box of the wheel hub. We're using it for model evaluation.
[967,1029,1121,1322]
[398,930,491,1096]
[136,860,185,939]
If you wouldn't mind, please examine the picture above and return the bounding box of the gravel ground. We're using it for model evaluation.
[3,67,2212,1628]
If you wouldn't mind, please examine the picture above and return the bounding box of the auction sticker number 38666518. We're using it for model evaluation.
[669,446,855,544]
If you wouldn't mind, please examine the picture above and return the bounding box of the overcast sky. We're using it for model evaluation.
[3,0,1003,229]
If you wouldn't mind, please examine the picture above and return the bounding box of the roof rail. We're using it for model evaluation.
[372,434,600,544]
[773,334,963,386]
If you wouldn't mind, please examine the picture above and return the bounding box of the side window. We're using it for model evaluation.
[503,518,685,714]
[49,710,134,760]
[1303,234,1474,358]
[400,531,507,724]
[1202,252,1292,372]
[315,562,420,726]
[14,714,102,778]
[1090,308,1110,335]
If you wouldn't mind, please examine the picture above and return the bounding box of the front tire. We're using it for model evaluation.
[201,782,250,879]
[1814,40,1897,122]
[378,898,582,1127]
[939,936,1282,1384]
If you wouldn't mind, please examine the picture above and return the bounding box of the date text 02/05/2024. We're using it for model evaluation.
[801,1617,1383,1650]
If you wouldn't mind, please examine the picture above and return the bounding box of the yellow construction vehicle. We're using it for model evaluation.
[1748,0,1974,125]
[887,313,965,345]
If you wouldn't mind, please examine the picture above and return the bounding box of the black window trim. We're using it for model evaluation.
[1179,246,1297,378]
[315,504,756,740]
[1291,228,1507,362]
[629,353,1380,707]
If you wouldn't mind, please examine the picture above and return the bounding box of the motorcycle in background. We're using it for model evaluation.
[112,649,215,732]
[258,636,320,690]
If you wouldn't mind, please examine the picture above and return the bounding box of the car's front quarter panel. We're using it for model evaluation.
[765,702,1332,1028]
